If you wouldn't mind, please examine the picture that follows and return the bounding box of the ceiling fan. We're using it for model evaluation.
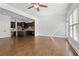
[27,3,48,11]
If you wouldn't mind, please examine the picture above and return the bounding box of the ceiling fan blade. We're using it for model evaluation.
[39,4,48,8]
[27,6,34,9]
[37,8,40,11]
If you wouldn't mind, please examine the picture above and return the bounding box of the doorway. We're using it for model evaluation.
[10,21,35,37]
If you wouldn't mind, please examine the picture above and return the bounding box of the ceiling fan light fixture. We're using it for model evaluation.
[27,3,48,11]
[34,4,39,8]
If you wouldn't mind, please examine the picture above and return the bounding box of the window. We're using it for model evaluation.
[66,18,69,37]
[67,8,79,42]
[73,9,78,24]
[69,14,73,26]
[69,26,73,37]
[73,24,79,42]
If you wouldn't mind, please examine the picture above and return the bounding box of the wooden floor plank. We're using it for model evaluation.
[0,36,77,56]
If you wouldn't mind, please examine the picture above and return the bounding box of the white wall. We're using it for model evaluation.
[35,14,66,37]
[66,3,79,18]
[35,3,69,37]
[0,14,11,38]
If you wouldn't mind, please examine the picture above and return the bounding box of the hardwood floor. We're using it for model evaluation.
[0,36,77,56]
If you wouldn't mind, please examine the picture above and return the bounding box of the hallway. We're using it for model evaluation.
[0,36,77,56]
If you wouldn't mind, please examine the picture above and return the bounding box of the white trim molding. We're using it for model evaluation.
[0,3,37,20]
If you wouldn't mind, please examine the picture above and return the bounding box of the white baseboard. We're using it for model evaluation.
[35,34,67,38]
[52,35,67,38]
[0,35,11,39]
[35,34,51,37]
[0,36,10,39]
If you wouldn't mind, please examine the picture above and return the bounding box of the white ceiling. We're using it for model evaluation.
[7,3,38,17]
[0,7,33,22]
[0,3,71,22]
[7,3,70,19]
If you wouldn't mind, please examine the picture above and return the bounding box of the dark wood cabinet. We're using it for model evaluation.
[11,21,34,37]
